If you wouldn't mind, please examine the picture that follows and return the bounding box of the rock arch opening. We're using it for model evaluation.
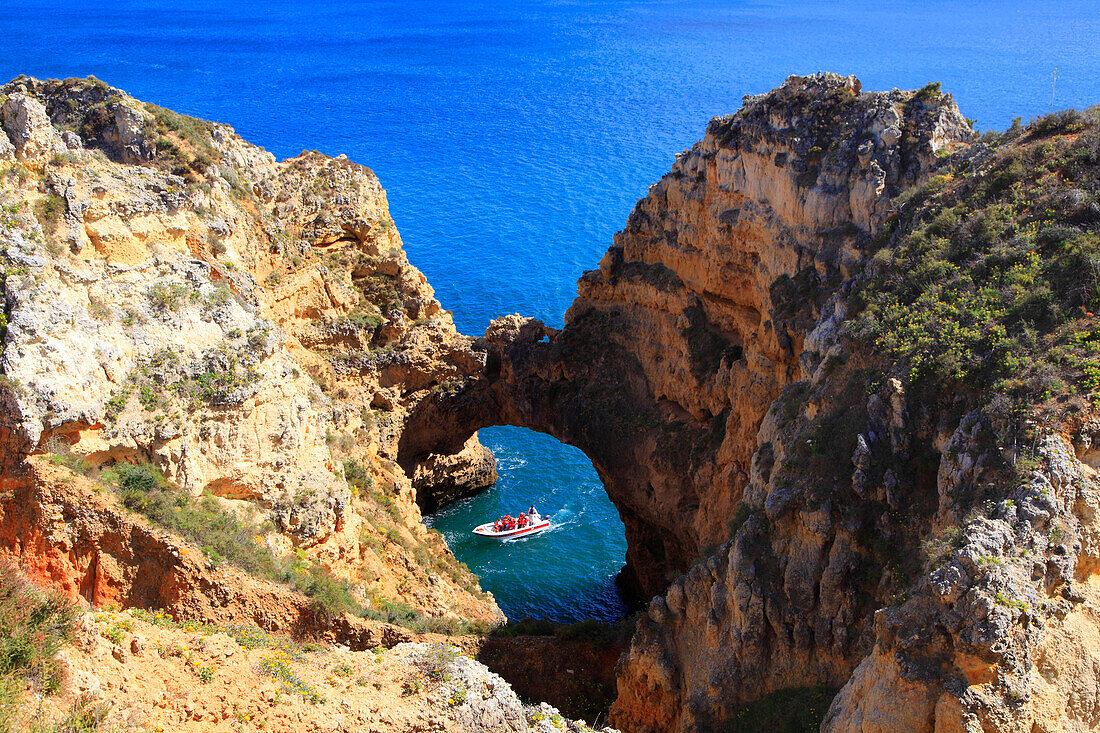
[424,425,628,622]
[396,313,708,604]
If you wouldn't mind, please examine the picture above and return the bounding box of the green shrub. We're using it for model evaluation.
[0,562,76,731]
[850,107,1100,409]
[728,503,754,538]
[146,282,189,312]
[292,565,360,621]
[921,526,964,569]
[113,465,281,577]
[370,491,402,523]
[195,664,214,683]
[1028,109,1087,137]
[343,459,374,497]
[87,296,112,322]
[357,274,402,314]
[33,195,65,231]
[144,103,218,180]
[413,643,459,683]
[361,595,489,635]
[914,81,942,100]
[346,310,383,330]
[489,614,636,648]
[113,462,165,494]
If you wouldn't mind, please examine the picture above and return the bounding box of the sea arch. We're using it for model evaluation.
[398,313,714,601]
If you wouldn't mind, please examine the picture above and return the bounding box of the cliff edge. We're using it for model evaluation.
[0,75,500,631]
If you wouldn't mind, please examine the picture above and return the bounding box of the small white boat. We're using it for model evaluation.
[473,509,551,539]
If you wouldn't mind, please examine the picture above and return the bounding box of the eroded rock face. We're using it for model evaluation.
[818,432,1100,733]
[401,73,973,600]
[1,92,68,164]
[400,74,1100,733]
[414,434,499,513]
[0,75,499,626]
[591,77,1100,733]
[3,458,414,648]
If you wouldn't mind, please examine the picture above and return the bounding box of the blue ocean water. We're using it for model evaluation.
[426,426,628,622]
[3,0,1099,621]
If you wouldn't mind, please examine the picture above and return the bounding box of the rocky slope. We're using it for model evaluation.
[0,75,499,628]
[2,570,612,733]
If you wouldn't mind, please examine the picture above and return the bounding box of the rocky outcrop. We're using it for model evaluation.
[401,73,973,600]
[821,432,1100,733]
[478,633,625,723]
[414,434,499,513]
[0,75,499,626]
[401,73,1100,733]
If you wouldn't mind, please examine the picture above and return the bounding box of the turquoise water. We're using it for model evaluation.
[3,0,1100,621]
[425,427,627,622]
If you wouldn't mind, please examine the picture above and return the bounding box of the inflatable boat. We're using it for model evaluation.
[473,509,550,539]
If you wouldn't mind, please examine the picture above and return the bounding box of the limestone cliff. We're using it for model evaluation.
[402,73,971,599]
[598,81,1100,732]
[411,73,1100,732]
[0,75,498,627]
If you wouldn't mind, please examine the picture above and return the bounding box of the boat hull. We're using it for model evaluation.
[472,520,551,539]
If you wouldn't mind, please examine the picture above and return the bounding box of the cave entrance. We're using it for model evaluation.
[424,425,628,622]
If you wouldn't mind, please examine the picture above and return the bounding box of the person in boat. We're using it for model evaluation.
[528,505,538,521]
[517,512,528,528]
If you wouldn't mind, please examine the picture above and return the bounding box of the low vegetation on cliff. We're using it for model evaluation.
[46,454,494,635]
[852,106,1100,415]
[46,455,361,619]
[0,564,96,733]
